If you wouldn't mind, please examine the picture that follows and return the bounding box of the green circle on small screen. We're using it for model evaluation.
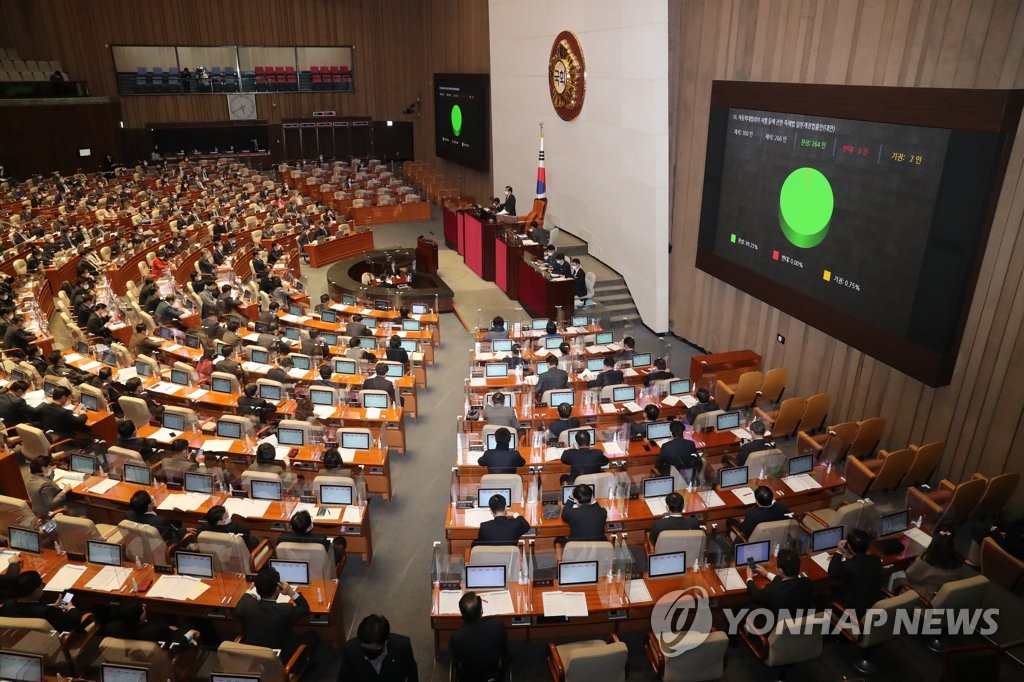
[779,167,833,249]
[451,105,463,137]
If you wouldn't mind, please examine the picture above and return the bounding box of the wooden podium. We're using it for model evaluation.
[416,235,438,274]
[689,350,761,389]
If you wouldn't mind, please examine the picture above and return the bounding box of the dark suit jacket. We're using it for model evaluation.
[476,515,531,546]
[340,633,418,682]
[828,552,883,615]
[477,448,525,474]
[686,401,715,426]
[34,402,88,437]
[561,502,608,542]
[0,392,34,426]
[234,592,310,657]
[572,267,587,297]
[735,439,773,467]
[656,438,700,476]
[643,370,675,387]
[737,501,790,539]
[1,600,84,632]
[450,618,506,678]
[548,417,580,441]
[125,509,185,544]
[363,375,396,403]
[649,514,702,545]
[533,367,569,399]
[587,369,624,389]
[746,575,814,619]
[346,321,370,338]
[560,447,609,482]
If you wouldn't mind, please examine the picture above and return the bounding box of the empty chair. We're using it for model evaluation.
[980,537,1024,591]
[847,417,886,459]
[831,590,919,674]
[715,370,762,410]
[970,472,1020,520]
[574,472,615,499]
[15,423,72,463]
[900,441,944,488]
[0,614,99,676]
[744,448,786,478]
[753,397,805,440]
[599,383,632,401]
[559,540,614,576]
[479,473,524,505]
[742,518,801,549]
[644,629,729,682]
[469,544,521,578]
[335,427,374,451]
[197,530,270,575]
[173,361,199,385]
[755,367,788,406]
[691,409,725,433]
[906,477,987,526]
[547,634,627,682]
[797,420,857,462]
[802,499,878,534]
[357,389,391,408]
[902,575,989,652]
[741,612,829,677]
[118,396,153,429]
[53,513,121,557]
[117,519,171,566]
[798,392,831,434]
[312,475,356,503]
[845,447,914,497]
[276,541,341,584]
[647,529,706,560]
[0,495,39,538]
[217,640,308,682]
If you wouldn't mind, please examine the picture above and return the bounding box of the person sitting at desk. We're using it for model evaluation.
[317,448,350,478]
[629,404,663,439]
[346,314,370,339]
[310,365,340,389]
[278,509,346,563]
[35,386,90,442]
[728,486,789,540]
[649,492,702,545]
[238,383,273,423]
[655,420,701,480]
[828,528,883,618]
[363,362,396,404]
[506,344,525,370]
[560,430,609,483]
[385,335,410,370]
[686,387,715,426]
[344,336,376,363]
[154,295,185,325]
[546,403,580,443]
[26,454,71,518]
[561,483,608,544]
[723,421,773,467]
[745,548,813,624]
[216,284,243,315]
[341,614,418,682]
[258,301,280,331]
[106,598,198,647]
[475,495,530,546]
[450,592,507,680]
[86,303,115,343]
[3,315,37,353]
[477,427,525,474]
[484,315,508,341]
[116,419,159,463]
[643,358,675,387]
[314,294,332,314]
[612,336,636,364]
[249,442,287,478]
[900,523,973,601]
[2,571,86,632]
[528,219,549,245]
[234,567,315,660]
[221,320,244,349]
[552,253,572,278]
[127,490,188,545]
[128,322,161,357]
[533,356,568,402]
[570,258,587,303]
[198,504,259,551]
[482,392,519,429]
[587,356,623,389]
[214,345,244,380]
[0,380,36,427]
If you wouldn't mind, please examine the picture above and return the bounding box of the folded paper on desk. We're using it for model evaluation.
[544,447,565,462]
[86,565,131,592]
[621,401,642,413]
[288,367,308,379]
[148,575,210,601]
[732,488,757,505]
[341,505,362,523]
[222,498,271,519]
[904,527,932,548]
[280,314,300,323]
[811,551,832,573]
[438,590,462,615]
[731,428,753,441]
[157,492,210,512]
[469,377,487,387]
[644,496,668,517]
[65,352,83,362]
[463,508,493,528]
[480,589,515,616]
[782,474,821,493]
[89,478,120,495]
[242,362,273,373]
[628,579,653,603]
[599,403,618,414]
[201,439,236,452]
[24,390,47,407]
[164,343,182,352]
[149,427,181,442]
[188,388,209,400]
[364,407,382,420]
[150,382,180,394]
[698,490,726,508]
[313,405,335,419]
[602,441,625,456]
[338,448,357,463]
[542,591,588,618]
[661,396,683,407]
[716,567,747,591]
[623,368,638,377]
[116,367,139,382]
[44,565,87,592]
[80,360,102,372]
[681,395,699,408]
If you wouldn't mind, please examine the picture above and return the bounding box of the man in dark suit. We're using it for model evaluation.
[0,380,35,427]
[346,314,370,339]
[499,186,516,215]
[363,362,397,404]
[570,258,587,300]
[476,494,530,546]
[533,356,568,402]
[341,613,418,682]
[587,356,624,389]
[561,483,608,543]
[482,392,519,429]
[629,404,663,439]
[450,592,506,679]
[655,420,701,480]
[126,490,187,544]
[686,387,715,427]
[560,430,609,482]
[745,548,814,625]
[484,315,508,341]
[35,386,90,441]
[649,492,703,545]
[552,253,572,278]
[730,486,790,539]
[545,402,579,443]
[116,419,159,462]
[828,528,883,617]
[234,567,315,660]
[725,420,774,467]
[2,571,85,632]
[237,383,274,423]
[477,427,525,474]
[643,358,675,387]
[251,252,268,275]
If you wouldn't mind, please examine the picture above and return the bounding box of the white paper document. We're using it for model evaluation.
[462,508,493,528]
[148,575,210,601]
[782,474,822,493]
[479,589,515,616]
[363,408,382,420]
[88,478,120,495]
[157,492,210,512]
[731,428,753,441]
[24,391,46,408]
[149,427,183,442]
[543,447,565,462]
[602,441,625,456]
[811,551,833,572]
[599,403,618,414]
[644,496,669,516]
[542,591,589,618]
[65,352,84,362]
[288,367,308,378]
[341,506,363,523]
[681,395,699,408]
[85,565,132,592]
[698,490,726,508]
[201,439,236,452]
[715,567,747,591]
[621,401,643,413]
[242,362,273,373]
[150,382,180,395]
[280,314,300,323]
[338,448,357,463]
[661,396,683,407]
[313,405,336,419]
[904,527,933,548]
[438,590,463,615]
[79,360,102,372]
[44,564,87,592]
[623,368,638,378]
[469,377,487,387]
[222,498,272,519]
[116,367,139,382]
[0,551,18,573]
[628,579,653,603]
[732,488,757,505]
[187,388,209,400]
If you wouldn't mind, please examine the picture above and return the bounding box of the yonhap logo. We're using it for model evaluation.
[650,586,713,656]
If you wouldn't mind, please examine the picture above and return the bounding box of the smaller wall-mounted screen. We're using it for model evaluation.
[434,73,490,172]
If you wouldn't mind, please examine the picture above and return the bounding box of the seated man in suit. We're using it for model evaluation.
[385,335,410,371]
[484,315,508,341]
[477,427,525,474]
[561,483,608,543]
[26,454,71,518]
[587,356,624,389]
[341,614,418,682]
[686,387,715,426]
[0,379,35,427]
[483,392,519,429]
[237,383,274,423]
[654,420,701,481]
[649,492,703,545]
[475,494,530,546]
[451,592,507,680]
[2,571,85,632]
[214,346,244,380]
[198,504,259,551]
[828,528,883,618]
[116,419,159,463]
[127,490,187,544]
[362,362,397,404]
[723,420,774,467]
[629,404,663,439]
[106,599,197,646]
[745,548,813,626]
[642,357,675,387]
[234,566,315,660]
[729,486,790,539]
[545,402,579,443]
[560,430,609,483]
[570,258,588,304]
[35,386,90,442]
[533,356,568,403]
[345,313,370,339]
[278,509,346,563]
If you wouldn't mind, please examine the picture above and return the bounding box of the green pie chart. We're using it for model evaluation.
[778,167,833,249]
[451,105,463,137]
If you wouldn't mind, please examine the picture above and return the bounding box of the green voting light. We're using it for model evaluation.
[451,105,463,137]
[779,167,833,249]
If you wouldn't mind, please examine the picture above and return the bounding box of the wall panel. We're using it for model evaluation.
[669,0,1024,513]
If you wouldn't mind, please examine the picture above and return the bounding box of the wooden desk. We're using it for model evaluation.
[350,201,431,227]
[304,230,375,268]
[517,259,575,320]
[494,228,541,298]
[416,235,438,274]
[690,350,761,389]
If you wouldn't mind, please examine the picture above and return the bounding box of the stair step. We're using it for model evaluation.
[596,293,634,304]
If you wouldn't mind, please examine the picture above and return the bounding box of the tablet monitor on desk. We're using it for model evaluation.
[735,540,771,565]
[362,392,389,409]
[100,663,148,682]
[211,377,233,394]
[0,651,42,681]
[645,421,673,441]
[287,304,303,316]
[649,551,687,578]
[216,420,242,439]
[358,337,377,350]
[226,314,244,327]
[123,463,153,487]
[787,454,814,476]
[400,339,418,352]
[491,339,513,352]
[284,327,301,341]
[878,509,910,538]
[373,300,390,311]
[80,392,100,412]
[402,319,420,331]
[715,411,741,431]
[43,380,59,398]
[465,564,506,590]
[341,431,371,451]
[184,472,214,494]
[548,391,574,408]
[558,560,598,586]
[278,427,305,446]
[290,354,311,370]
[158,327,175,341]
[631,353,652,368]
[134,360,152,377]
[102,351,119,367]
[76,341,90,355]
[341,294,357,306]
[320,310,337,324]
[531,318,550,330]
[571,315,590,327]
[251,480,283,501]
[253,322,270,334]
[642,476,674,499]
[544,336,564,350]
[8,368,25,382]
[561,484,578,504]
[719,466,749,489]
[71,453,97,475]
[362,317,378,329]
[310,388,335,406]
[163,411,185,432]
[811,526,845,553]
[322,332,338,346]
[669,379,691,396]
[384,364,404,378]
[170,369,190,386]
[594,332,614,345]
[485,363,508,378]
[87,540,123,567]
[269,559,310,586]
[411,303,428,315]
[259,383,281,401]
[535,363,550,376]
[319,484,353,506]
[333,359,358,375]
[611,385,636,403]
[9,526,40,554]
[175,551,214,579]
[477,488,512,508]
[183,334,202,349]
[586,358,605,372]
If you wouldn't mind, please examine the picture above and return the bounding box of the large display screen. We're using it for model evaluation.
[434,73,490,172]
[696,82,1022,386]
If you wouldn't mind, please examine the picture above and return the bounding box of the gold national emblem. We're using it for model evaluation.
[548,31,585,121]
